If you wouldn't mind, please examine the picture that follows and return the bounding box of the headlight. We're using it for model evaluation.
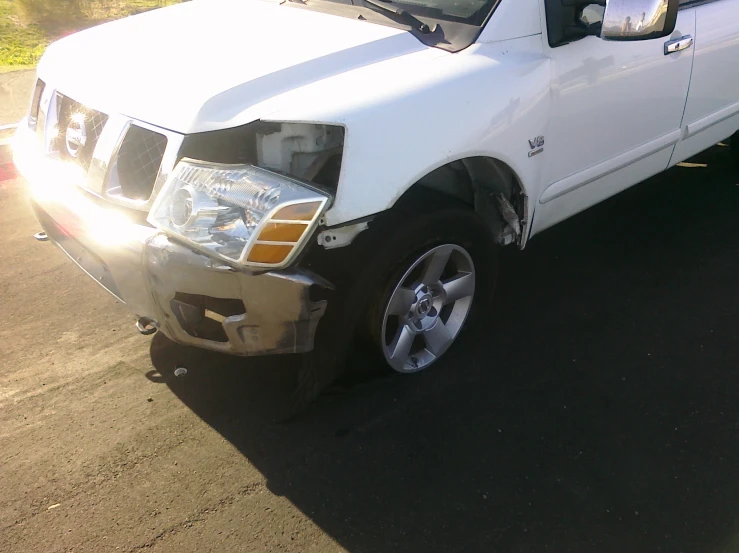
[147,159,330,268]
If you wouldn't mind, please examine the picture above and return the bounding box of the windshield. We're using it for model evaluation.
[285,0,501,51]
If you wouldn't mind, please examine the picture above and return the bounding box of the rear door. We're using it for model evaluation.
[670,0,739,164]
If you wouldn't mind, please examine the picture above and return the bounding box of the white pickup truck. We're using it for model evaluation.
[14,0,739,403]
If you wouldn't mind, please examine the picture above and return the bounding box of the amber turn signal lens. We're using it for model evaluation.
[247,244,294,264]
[257,222,308,243]
[272,201,323,221]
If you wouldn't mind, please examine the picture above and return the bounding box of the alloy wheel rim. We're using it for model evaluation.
[381,244,475,373]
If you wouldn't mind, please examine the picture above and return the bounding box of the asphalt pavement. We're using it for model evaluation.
[0,69,35,127]
[1,142,739,552]
[0,70,35,171]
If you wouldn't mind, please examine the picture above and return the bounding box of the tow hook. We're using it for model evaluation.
[136,317,158,336]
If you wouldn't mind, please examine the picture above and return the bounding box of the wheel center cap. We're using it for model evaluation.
[416,296,432,317]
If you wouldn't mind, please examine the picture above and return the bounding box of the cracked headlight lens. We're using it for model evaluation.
[148,159,330,268]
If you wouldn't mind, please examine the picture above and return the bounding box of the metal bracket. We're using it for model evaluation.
[497,226,518,246]
[317,222,369,250]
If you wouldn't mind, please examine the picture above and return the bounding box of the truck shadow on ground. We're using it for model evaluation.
[150,145,739,553]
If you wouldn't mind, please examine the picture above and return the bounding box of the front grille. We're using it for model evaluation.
[56,94,108,170]
[115,125,168,200]
[44,90,170,204]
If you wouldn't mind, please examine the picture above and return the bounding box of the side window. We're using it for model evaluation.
[580,4,605,25]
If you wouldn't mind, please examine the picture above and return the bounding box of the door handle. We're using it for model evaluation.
[665,35,694,55]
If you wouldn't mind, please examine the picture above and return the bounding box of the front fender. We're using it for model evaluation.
[266,35,551,226]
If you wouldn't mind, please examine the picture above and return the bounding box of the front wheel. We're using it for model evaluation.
[365,205,498,374]
[380,244,476,372]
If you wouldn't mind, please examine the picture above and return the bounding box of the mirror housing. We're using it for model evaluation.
[601,0,679,41]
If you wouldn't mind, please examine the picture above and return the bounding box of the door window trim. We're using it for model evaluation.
[679,0,721,8]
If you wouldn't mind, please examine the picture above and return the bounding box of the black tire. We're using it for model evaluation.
[361,194,499,373]
[732,132,739,169]
[291,190,498,414]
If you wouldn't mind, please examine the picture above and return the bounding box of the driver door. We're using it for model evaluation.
[533,4,696,232]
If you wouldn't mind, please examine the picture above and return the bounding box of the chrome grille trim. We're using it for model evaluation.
[28,79,46,132]
[37,85,59,153]
[87,115,132,197]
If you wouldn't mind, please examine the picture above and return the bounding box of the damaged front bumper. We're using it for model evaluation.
[15,127,329,356]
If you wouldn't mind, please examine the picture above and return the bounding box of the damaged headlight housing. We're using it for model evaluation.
[147,159,330,268]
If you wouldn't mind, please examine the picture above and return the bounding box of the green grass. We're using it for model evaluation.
[0,1,47,66]
[0,0,182,68]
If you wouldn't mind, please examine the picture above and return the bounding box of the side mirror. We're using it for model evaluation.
[601,0,679,40]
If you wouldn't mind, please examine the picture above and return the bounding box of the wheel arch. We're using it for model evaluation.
[394,155,533,249]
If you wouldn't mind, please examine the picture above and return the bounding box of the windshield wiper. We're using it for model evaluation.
[285,0,437,36]
[359,0,432,33]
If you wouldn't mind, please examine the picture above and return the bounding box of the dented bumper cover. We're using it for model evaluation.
[15,123,330,357]
[30,196,328,355]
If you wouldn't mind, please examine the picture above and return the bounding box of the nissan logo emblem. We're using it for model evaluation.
[65,114,88,158]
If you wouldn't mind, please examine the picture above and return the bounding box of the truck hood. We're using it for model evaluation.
[38,0,427,134]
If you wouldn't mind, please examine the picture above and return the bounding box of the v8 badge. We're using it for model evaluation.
[528,136,545,158]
